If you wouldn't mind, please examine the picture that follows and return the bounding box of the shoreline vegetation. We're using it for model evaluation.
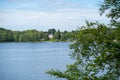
[0,28,76,42]
[0,27,119,43]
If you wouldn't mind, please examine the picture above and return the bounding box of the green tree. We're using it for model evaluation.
[39,31,44,40]
[48,28,56,35]
[47,21,120,80]
[0,28,13,42]
[17,30,44,42]
[61,32,75,41]
[47,0,120,80]
[100,0,120,27]
[43,33,49,41]
[13,31,21,42]
[53,30,61,41]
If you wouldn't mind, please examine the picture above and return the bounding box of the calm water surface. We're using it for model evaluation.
[0,42,73,80]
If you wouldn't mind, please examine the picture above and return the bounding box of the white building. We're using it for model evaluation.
[48,34,53,39]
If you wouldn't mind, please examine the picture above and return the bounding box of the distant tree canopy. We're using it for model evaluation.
[48,29,56,35]
[0,28,13,42]
[0,28,75,42]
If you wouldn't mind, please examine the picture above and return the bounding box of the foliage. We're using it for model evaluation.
[100,0,120,27]
[0,28,74,42]
[47,22,120,80]
[46,0,120,79]
[43,33,49,41]
[48,28,56,35]
[61,32,75,41]
[53,30,61,41]
[0,28,13,42]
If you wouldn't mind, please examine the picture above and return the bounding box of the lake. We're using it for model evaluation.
[0,42,73,80]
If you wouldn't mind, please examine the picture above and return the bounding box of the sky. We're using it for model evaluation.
[0,0,109,31]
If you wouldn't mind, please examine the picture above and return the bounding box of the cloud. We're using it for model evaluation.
[0,7,109,31]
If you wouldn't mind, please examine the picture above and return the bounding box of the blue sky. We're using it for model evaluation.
[0,0,109,31]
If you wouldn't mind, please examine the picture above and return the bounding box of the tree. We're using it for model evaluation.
[53,30,61,41]
[16,30,43,42]
[38,31,44,41]
[13,31,21,42]
[46,0,120,80]
[47,21,120,80]
[100,0,120,27]
[0,28,13,42]
[48,28,56,35]
[61,32,75,41]
[43,33,49,41]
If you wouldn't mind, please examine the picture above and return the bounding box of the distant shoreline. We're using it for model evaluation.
[0,28,75,42]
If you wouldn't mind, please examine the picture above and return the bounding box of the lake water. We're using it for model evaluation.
[0,42,73,80]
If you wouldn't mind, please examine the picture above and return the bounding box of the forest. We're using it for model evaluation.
[0,28,75,42]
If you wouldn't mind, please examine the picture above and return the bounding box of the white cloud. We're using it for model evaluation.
[0,8,109,31]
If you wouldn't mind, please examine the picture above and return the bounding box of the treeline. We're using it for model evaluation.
[0,28,75,42]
